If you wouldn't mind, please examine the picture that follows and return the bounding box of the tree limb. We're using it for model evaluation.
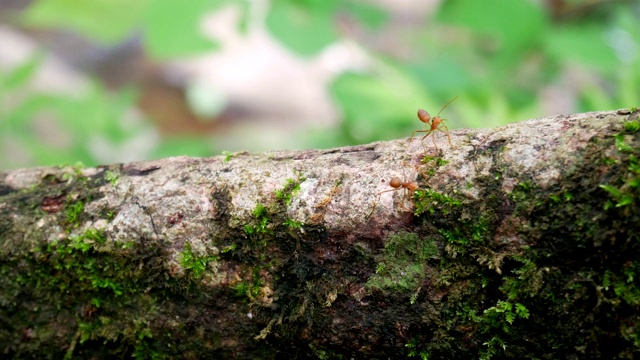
[1,109,639,359]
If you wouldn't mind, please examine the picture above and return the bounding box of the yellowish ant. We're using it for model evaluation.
[408,96,458,151]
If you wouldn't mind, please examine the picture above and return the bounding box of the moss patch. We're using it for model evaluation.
[178,241,218,279]
[367,232,438,294]
[0,169,271,359]
[403,118,640,359]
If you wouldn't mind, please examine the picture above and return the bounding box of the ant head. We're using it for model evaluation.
[417,109,431,124]
[389,177,403,188]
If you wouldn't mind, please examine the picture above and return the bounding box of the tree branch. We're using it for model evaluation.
[1,109,639,359]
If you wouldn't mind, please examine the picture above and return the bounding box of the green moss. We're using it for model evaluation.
[508,180,536,213]
[601,156,617,165]
[222,150,234,162]
[178,242,218,279]
[413,188,462,216]
[232,268,263,301]
[401,128,639,358]
[284,218,303,229]
[600,154,640,209]
[1,169,278,359]
[516,180,532,192]
[45,229,126,296]
[420,154,450,177]
[406,338,429,359]
[65,199,85,226]
[220,243,237,253]
[244,203,272,235]
[60,161,86,182]
[624,120,640,133]
[367,232,438,293]
[439,214,490,247]
[603,263,640,306]
[615,133,634,153]
[104,170,119,186]
[274,171,306,206]
[0,228,160,357]
[309,343,343,360]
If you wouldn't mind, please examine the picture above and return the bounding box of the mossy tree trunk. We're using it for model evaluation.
[1,109,639,359]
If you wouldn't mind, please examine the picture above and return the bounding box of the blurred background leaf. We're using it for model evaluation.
[0,0,638,170]
[143,0,220,58]
[266,0,339,56]
[23,0,147,43]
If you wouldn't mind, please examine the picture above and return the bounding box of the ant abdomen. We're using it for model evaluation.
[389,177,403,188]
[417,109,431,124]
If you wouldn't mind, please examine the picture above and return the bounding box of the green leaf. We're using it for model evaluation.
[1,53,44,91]
[544,24,618,71]
[266,0,339,56]
[345,2,387,29]
[143,0,219,59]
[624,121,640,134]
[151,136,214,159]
[505,311,515,324]
[437,0,547,54]
[600,184,622,198]
[515,303,529,319]
[23,0,147,44]
[330,60,435,143]
[616,195,634,207]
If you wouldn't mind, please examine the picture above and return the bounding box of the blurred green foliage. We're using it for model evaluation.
[143,0,221,58]
[266,0,386,56]
[1,0,639,169]
[0,53,220,169]
[22,0,219,57]
[0,53,148,168]
[23,0,147,44]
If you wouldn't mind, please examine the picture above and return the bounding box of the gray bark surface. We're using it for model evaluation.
[1,109,639,359]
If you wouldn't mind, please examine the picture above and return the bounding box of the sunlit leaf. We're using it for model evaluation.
[1,52,44,91]
[24,0,147,43]
[437,0,547,54]
[545,25,618,71]
[266,0,339,56]
[143,0,219,59]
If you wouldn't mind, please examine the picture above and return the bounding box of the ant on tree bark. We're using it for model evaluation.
[408,96,458,151]
[369,163,419,214]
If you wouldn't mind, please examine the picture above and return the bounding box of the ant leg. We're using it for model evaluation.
[439,124,452,146]
[419,130,435,152]
[408,129,428,143]
[419,129,435,143]
[366,198,378,220]
[418,139,428,154]
[400,188,420,212]
[369,187,398,219]
[399,190,412,211]
[378,188,401,195]
[371,187,396,215]
[431,132,440,151]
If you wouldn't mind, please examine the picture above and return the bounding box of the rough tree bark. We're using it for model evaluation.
[1,109,639,359]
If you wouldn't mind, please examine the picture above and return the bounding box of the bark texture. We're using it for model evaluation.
[1,109,640,359]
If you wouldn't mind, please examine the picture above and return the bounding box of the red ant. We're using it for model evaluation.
[408,96,458,151]
[379,176,418,199]
[370,165,419,214]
